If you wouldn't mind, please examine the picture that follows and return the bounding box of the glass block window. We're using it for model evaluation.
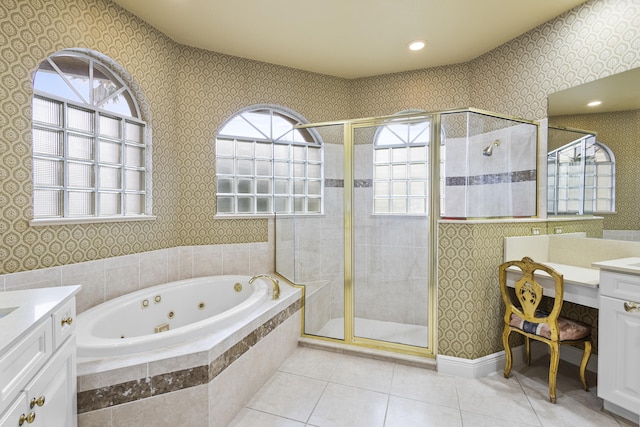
[216,106,323,215]
[32,51,148,220]
[373,112,439,215]
[547,134,615,215]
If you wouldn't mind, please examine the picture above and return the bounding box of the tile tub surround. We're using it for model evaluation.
[76,287,301,425]
[0,234,275,315]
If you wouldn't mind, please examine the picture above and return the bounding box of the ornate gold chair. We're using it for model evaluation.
[499,256,592,403]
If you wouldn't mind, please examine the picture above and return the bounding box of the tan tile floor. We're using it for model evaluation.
[229,346,638,427]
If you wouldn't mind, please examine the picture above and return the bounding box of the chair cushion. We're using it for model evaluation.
[509,311,591,341]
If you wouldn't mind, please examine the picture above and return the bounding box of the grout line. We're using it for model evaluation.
[305,376,331,426]
[514,372,544,427]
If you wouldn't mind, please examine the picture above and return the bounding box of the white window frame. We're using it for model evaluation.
[30,50,153,225]
[373,111,443,216]
[215,105,324,216]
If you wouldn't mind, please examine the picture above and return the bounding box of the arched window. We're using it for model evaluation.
[373,111,442,215]
[31,50,150,223]
[216,105,323,215]
[547,134,615,215]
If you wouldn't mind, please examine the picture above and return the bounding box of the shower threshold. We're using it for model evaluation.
[315,317,428,348]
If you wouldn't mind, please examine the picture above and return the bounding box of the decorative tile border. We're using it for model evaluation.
[446,170,536,186]
[325,179,344,188]
[324,179,372,188]
[77,298,301,413]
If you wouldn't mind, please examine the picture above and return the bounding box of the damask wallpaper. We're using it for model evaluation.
[0,0,638,360]
[0,0,350,274]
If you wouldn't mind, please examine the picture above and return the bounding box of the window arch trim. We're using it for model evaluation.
[30,49,154,225]
[215,104,324,216]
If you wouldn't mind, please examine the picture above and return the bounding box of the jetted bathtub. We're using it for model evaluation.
[76,275,269,357]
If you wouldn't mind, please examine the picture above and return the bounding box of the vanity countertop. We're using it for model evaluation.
[0,285,81,358]
[592,257,640,276]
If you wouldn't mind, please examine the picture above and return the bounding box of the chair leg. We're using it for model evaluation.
[579,340,592,391]
[503,328,513,378]
[548,342,560,403]
[525,336,531,366]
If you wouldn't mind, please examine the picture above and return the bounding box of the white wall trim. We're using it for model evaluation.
[603,401,640,425]
[436,346,525,379]
[437,342,597,379]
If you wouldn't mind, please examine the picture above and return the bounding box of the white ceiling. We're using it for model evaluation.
[110,0,588,79]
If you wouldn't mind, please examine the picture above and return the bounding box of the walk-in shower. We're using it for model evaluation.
[275,109,539,358]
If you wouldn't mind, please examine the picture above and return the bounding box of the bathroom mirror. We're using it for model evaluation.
[547,67,640,238]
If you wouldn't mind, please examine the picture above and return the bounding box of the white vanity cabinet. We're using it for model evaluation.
[0,286,80,427]
[593,259,640,423]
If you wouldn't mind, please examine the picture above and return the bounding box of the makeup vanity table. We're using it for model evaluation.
[503,235,640,424]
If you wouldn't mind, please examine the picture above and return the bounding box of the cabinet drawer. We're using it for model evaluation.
[25,338,76,427]
[0,320,52,416]
[52,297,76,350]
[0,392,28,427]
[600,271,640,301]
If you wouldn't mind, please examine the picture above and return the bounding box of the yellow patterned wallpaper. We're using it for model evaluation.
[437,219,604,359]
[550,110,640,231]
[1,0,639,360]
[0,0,182,273]
[0,0,350,274]
[172,47,351,245]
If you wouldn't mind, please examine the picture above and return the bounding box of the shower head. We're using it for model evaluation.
[482,139,501,157]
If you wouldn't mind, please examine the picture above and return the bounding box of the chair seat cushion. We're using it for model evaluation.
[510,311,591,341]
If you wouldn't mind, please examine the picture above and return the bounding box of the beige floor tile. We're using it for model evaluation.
[611,412,640,427]
[390,364,459,409]
[247,371,327,422]
[236,347,638,427]
[460,410,541,427]
[278,346,341,381]
[385,395,463,427]
[511,356,621,427]
[229,408,305,427]
[524,385,623,427]
[512,355,597,399]
[455,372,539,425]
[329,354,395,393]
[308,382,388,427]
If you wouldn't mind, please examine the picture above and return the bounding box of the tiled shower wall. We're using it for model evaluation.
[277,142,431,332]
[444,122,538,218]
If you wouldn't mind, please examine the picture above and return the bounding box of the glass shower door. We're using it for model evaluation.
[351,116,431,349]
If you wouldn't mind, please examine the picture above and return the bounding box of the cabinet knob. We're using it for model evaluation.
[61,316,73,326]
[623,301,640,313]
[30,395,45,408]
[18,412,35,425]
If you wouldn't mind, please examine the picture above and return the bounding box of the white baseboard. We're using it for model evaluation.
[437,346,525,379]
[603,401,640,425]
[437,343,597,379]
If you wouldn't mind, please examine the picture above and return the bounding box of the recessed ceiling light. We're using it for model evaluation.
[408,40,426,51]
[587,101,602,107]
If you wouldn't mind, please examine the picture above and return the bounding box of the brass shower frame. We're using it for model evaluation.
[292,108,540,359]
